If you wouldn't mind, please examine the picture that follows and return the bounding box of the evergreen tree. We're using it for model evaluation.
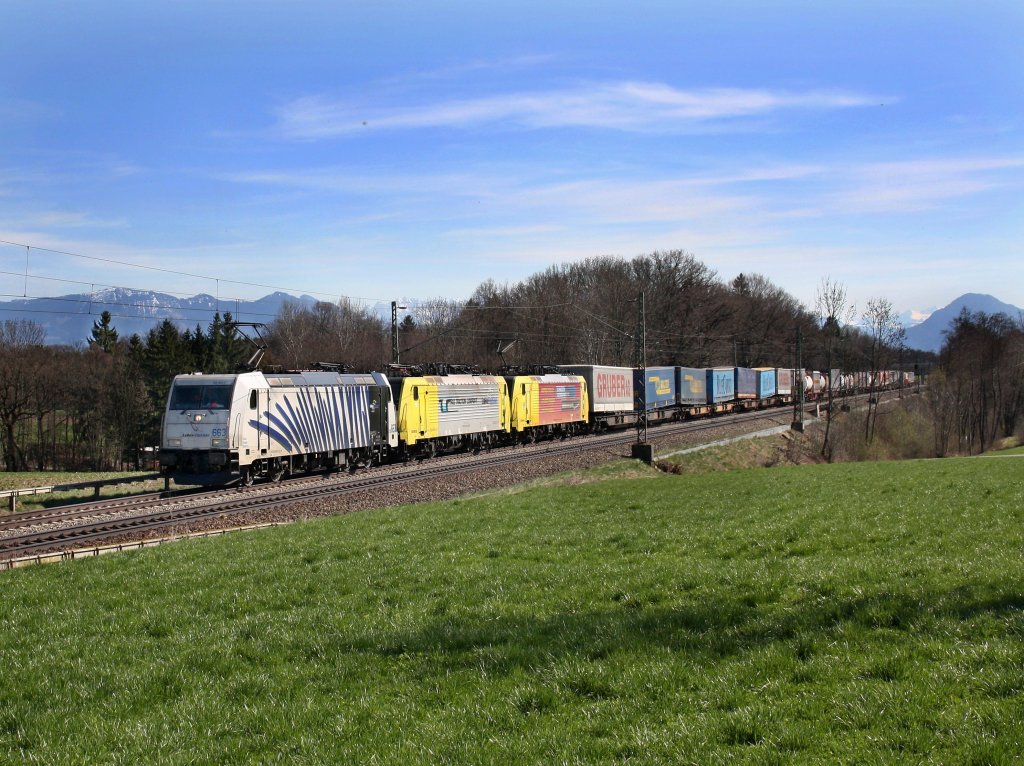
[207,312,248,372]
[88,310,119,353]
[137,320,192,443]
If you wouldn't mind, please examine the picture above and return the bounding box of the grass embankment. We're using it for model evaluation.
[0,471,178,512]
[990,445,1024,456]
[2,457,1023,763]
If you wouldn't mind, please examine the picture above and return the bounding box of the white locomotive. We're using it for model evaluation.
[159,370,396,485]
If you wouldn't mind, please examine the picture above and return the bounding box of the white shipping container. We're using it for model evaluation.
[558,365,634,413]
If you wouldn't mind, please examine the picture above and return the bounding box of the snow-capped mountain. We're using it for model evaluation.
[903,294,1023,353]
[897,308,935,328]
[0,288,319,345]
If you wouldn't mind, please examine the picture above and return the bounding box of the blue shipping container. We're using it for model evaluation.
[635,367,676,410]
[706,368,735,404]
[755,368,777,399]
[734,367,757,399]
[676,367,707,406]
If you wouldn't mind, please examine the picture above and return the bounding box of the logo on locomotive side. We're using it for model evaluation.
[596,372,630,400]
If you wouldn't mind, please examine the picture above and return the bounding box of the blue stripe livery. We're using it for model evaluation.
[248,386,373,453]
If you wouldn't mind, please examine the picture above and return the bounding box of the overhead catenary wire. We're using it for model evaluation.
[1,238,835,365]
[0,239,587,325]
[0,238,385,307]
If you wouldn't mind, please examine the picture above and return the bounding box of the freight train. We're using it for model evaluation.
[159,363,912,486]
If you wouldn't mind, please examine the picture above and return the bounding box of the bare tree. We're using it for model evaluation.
[815,278,856,460]
[862,297,906,443]
[266,299,386,371]
[0,320,47,470]
[729,273,805,367]
[939,309,1024,453]
[410,298,465,363]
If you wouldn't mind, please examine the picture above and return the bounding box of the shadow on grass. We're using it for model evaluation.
[337,585,1024,668]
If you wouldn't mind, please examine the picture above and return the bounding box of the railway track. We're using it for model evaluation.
[0,402,821,565]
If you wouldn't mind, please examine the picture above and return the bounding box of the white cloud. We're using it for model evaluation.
[446,224,563,238]
[274,82,884,139]
[218,151,1024,233]
[27,211,129,229]
[822,156,1024,214]
[0,98,61,124]
[379,54,560,86]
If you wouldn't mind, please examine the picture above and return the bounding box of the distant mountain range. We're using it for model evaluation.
[2,287,1020,352]
[897,307,935,328]
[0,288,319,346]
[903,294,1023,353]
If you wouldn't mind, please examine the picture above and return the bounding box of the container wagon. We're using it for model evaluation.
[734,367,758,406]
[706,368,736,413]
[558,365,636,429]
[677,367,711,416]
[636,366,677,424]
[776,368,794,398]
[754,367,777,403]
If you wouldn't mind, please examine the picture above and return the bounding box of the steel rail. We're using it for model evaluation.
[0,400,844,561]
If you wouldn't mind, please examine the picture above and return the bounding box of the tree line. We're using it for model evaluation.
[0,312,247,472]
[0,251,1018,472]
[927,309,1024,455]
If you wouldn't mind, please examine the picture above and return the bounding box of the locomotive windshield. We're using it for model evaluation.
[169,383,234,410]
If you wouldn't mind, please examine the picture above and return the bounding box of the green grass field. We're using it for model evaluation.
[0,471,187,512]
[2,456,1022,764]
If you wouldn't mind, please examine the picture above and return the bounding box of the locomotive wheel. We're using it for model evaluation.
[241,469,254,487]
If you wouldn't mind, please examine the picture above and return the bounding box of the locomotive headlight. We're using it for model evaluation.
[193,414,204,423]
[167,438,181,447]
[211,438,228,448]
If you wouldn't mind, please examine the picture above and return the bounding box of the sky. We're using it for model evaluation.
[1,0,1022,323]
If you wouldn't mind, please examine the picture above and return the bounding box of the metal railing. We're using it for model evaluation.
[1,473,165,512]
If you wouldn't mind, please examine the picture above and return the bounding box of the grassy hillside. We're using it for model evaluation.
[2,457,1022,764]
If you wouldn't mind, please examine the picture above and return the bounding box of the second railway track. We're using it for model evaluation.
[0,403,817,564]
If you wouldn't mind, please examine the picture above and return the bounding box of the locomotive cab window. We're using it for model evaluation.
[249,390,258,409]
[169,384,233,410]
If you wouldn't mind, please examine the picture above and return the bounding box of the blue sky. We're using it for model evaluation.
[2,0,1022,321]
